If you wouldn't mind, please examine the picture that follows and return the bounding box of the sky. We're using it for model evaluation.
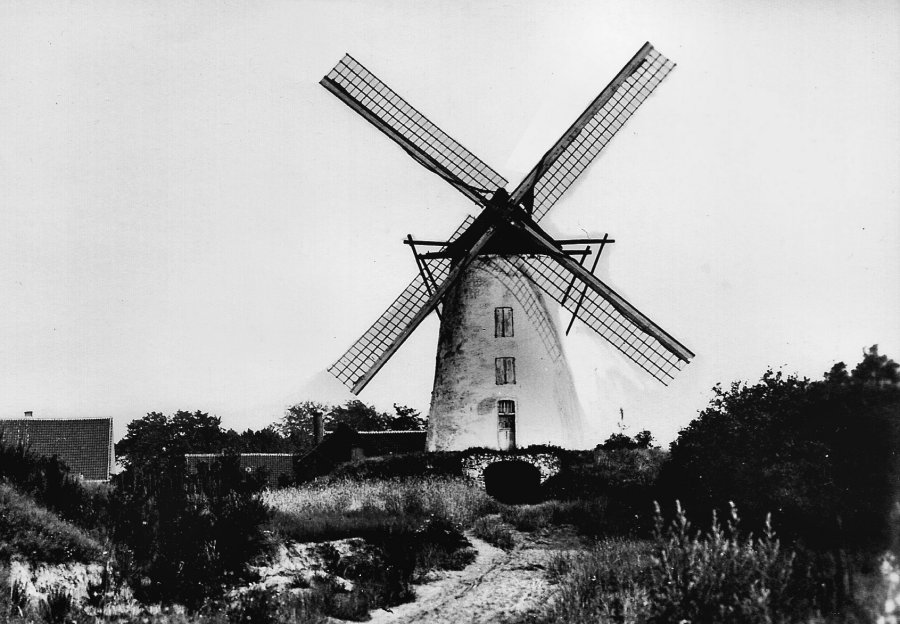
[1,0,898,445]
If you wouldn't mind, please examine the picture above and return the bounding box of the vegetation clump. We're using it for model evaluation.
[532,504,800,624]
[0,483,103,564]
[472,516,516,550]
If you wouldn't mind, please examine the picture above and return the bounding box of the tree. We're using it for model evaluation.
[329,400,391,432]
[598,429,655,451]
[662,347,900,603]
[390,404,427,431]
[278,401,427,451]
[111,450,269,607]
[634,430,655,449]
[277,401,328,451]
[231,426,293,453]
[850,344,900,386]
[116,410,237,467]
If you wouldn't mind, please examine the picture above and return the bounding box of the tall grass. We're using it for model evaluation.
[525,502,807,624]
[264,476,498,542]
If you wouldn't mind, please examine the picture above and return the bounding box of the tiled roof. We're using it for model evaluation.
[354,430,427,455]
[0,418,114,481]
[185,453,295,488]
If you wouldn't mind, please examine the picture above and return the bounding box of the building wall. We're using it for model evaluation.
[427,256,585,451]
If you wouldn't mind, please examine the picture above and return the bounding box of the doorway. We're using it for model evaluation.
[497,399,516,450]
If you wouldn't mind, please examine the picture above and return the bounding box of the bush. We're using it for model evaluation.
[527,503,808,624]
[110,452,270,608]
[325,451,464,482]
[661,350,900,613]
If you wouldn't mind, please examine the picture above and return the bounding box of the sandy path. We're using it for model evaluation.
[365,526,583,624]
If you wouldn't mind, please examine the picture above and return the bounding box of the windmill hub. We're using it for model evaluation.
[321,44,694,454]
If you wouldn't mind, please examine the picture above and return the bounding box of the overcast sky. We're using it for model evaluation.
[1,0,898,444]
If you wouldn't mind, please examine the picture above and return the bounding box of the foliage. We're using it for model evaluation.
[312,516,473,617]
[523,504,807,624]
[265,476,498,543]
[598,429,656,451]
[472,516,516,550]
[221,586,328,624]
[277,401,329,450]
[500,503,557,532]
[539,448,666,537]
[278,401,426,453]
[266,478,482,617]
[0,483,104,564]
[110,451,271,608]
[227,426,294,453]
[646,502,798,623]
[326,450,464,482]
[531,538,654,624]
[661,345,900,614]
[116,410,232,467]
[0,436,111,533]
[664,346,900,546]
[116,410,296,471]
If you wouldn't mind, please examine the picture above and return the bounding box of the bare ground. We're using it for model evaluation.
[365,525,586,624]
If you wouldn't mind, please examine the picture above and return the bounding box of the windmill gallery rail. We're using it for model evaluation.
[320,43,695,453]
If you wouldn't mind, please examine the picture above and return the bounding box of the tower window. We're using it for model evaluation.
[494,307,514,337]
[495,357,516,385]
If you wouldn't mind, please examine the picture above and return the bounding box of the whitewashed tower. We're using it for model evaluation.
[321,44,695,450]
[428,257,585,451]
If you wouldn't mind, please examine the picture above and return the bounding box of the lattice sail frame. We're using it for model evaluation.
[327,218,473,389]
[512,43,675,221]
[324,44,690,392]
[515,255,687,384]
[321,55,507,205]
[522,47,676,221]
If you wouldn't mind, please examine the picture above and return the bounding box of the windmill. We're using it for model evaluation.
[321,43,694,451]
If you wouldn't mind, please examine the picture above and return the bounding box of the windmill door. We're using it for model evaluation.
[497,400,516,450]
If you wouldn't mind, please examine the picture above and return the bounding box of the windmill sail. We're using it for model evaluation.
[331,222,501,394]
[519,254,690,384]
[321,54,507,205]
[323,44,690,394]
[327,216,475,390]
[510,43,675,220]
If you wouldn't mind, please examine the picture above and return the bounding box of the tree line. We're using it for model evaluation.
[115,400,425,467]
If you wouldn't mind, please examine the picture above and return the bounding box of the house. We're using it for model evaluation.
[0,414,115,481]
[184,453,295,488]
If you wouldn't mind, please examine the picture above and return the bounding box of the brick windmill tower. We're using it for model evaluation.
[321,43,694,451]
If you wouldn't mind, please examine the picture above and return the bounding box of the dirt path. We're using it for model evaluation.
[365,526,584,624]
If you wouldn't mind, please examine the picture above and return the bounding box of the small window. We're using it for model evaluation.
[494,307,514,337]
[495,357,516,385]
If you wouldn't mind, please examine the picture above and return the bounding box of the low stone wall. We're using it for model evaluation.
[461,451,561,488]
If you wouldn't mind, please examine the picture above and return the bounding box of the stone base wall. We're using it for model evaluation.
[461,451,561,488]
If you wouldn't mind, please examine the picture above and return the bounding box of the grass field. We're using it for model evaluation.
[264,476,500,542]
